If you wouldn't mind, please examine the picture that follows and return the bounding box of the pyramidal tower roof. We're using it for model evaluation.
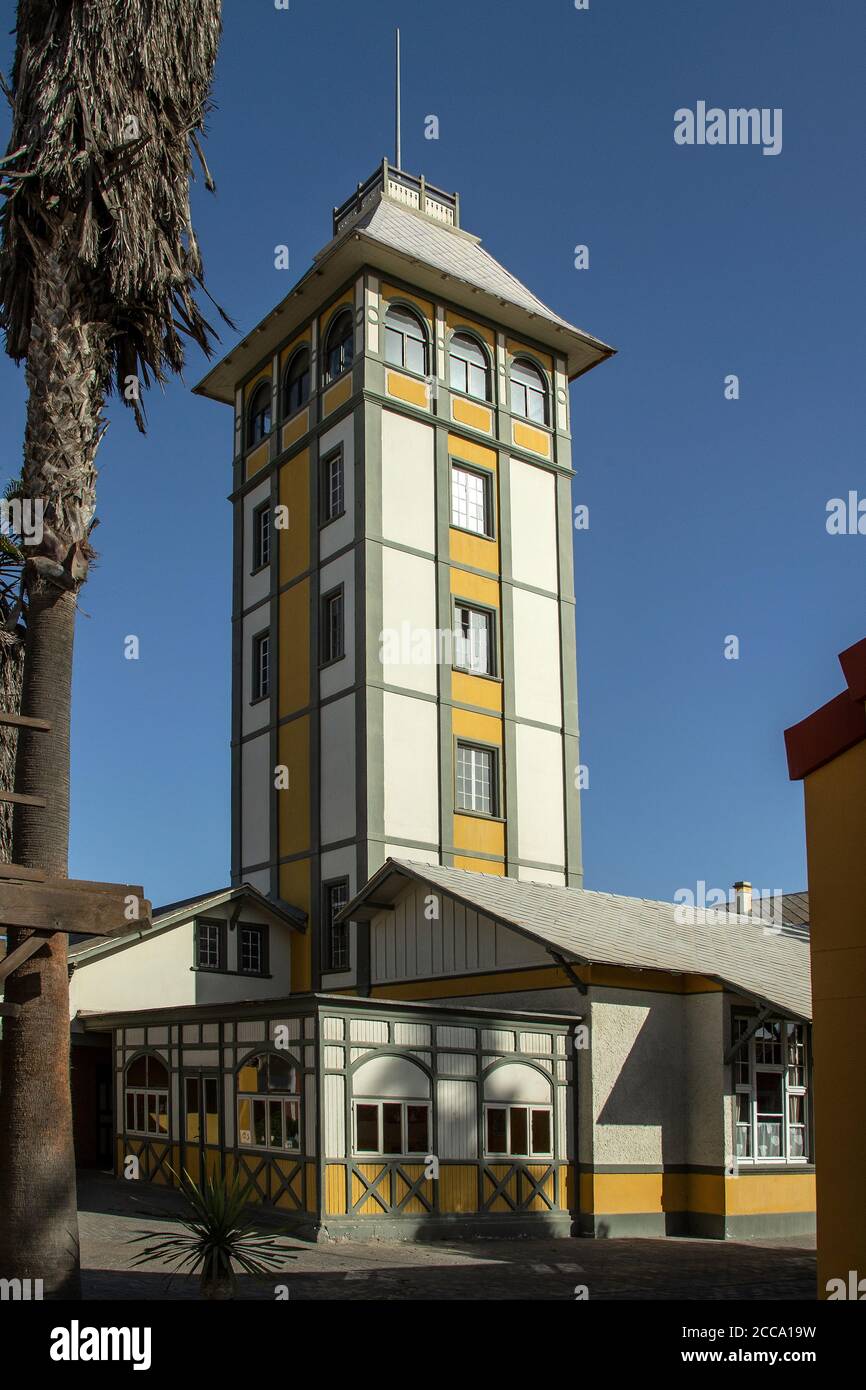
[196,160,615,404]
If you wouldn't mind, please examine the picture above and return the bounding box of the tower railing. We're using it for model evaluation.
[333,159,460,236]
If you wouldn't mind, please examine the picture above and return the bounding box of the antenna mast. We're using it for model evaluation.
[395,27,402,169]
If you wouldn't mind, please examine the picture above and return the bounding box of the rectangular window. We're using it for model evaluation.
[252,631,270,700]
[352,1100,431,1156]
[731,1016,809,1163]
[196,921,221,971]
[323,879,350,972]
[252,502,271,570]
[456,742,495,816]
[451,463,492,537]
[321,446,345,524]
[321,588,344,664]
[453,602,494,676]
[484,1104,553,1157]
[239,925,264,975]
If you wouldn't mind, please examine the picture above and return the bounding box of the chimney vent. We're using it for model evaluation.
[733,881,752,916]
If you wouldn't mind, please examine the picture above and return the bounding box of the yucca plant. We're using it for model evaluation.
[130,1170,295,1301]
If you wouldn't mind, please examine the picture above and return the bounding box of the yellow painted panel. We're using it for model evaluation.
[382,282,434,322]
[280,859,311,991]
[445,310,495,350]
[452,707,502,746]
[579,1170,594,1212]
[452,396,493,433]
[513,420,552,458]
[449,569,500,606]
[449,528,499,575]
[319,289,354,337]
[386,370,429,409]
[323,373,353,418]
[278,582,310,715]
[725,1172,816,1216]
[279,325,312,370]
[204,1150,220,1182]
[281,410,309,452]
[683,1172,725,1215]
[485,1164,517,1213]
[277,718,310,857]
[245,442,269,480]
[352,1163,389,1216]
[306,1163,316,1213]
[591,1172,664,1215]
[225,1154,236,1186]
[507,338,552,372]
[439,1165,478,1213]
[278,448,309,583]
[453,855,505,875]
[448,433,497,471]
[560,1164,576,1212]
[452,671,502,713]
[454,814,505,859]
[325,1164,347,1215]
[394,1164,433,1216]
[523,1165,554,1212]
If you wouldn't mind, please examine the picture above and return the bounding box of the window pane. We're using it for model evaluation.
[135,1093,145,1133]
[469,362,488,400]
[204,1079,219,1143]
[528,388,545,424]
[406,335,425,374]
[156,1093,168,1135]
[356,1103,379,1152]
[531,1109,551,1155]
[253,1099,267,1148]
[238,1099,252,1147]
[756,1071,783,1158]
[406,1105,429,1154]
[456,744,493,814]
[185,1078,200,1142]
[127,1055,147,1087]
[382,1102,402,1155]
[486,1107,507,1153]
[735,1092,752,1157]
[126,1093,135,1131]
[269,1100,283,1149]
[268,1054,296,1093]
[450,355,467,392]
[384,326,402,366]
[451,466,488,536]
[284,1100,301,1151]
[510,1107,528,1156]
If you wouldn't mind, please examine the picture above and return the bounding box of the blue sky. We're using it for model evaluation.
[1,0,863,907]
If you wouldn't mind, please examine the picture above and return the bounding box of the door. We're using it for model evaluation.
[183,1072,222,1183]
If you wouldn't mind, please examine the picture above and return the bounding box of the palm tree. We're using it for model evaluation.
[0,0,225,1298]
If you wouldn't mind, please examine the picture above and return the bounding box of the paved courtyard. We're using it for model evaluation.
[77,1171,816,1301]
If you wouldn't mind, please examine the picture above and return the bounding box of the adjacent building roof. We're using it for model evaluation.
[785,636,866,780]
[195,164,615,404]
[339,859,812,1021]
[68,883,305,964]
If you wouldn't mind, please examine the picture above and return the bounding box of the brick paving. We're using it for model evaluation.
[77,1171,816,1302]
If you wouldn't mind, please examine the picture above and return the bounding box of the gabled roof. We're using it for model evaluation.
[195,174,615,404]
[338,859,812,1021]
[68,883,305,965]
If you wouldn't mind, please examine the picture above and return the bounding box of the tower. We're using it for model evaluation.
[196,161,614,994]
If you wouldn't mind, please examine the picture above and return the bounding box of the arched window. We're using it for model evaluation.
[352,1054,431,1156]
[324,310,354,384]
[236,1051,301,1152]
[510,357,548,426]
[483,1061,553,1158]
[283,347,310,418]
[384,303,427,375]
[247,381,272,447]
[449,332,491,401]
[125,1054,169,1136]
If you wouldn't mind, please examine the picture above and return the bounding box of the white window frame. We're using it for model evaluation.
[453,601,495,676]
[456,741,496,816]
[483,1103,553,1159]
[252,502,271,571]
[450,462,492,537]
[196,921,221,970]
[239,925,263,975]
[732,1016,809,1165]
[351,1098,432,1158]
[236,1093,301,1154]
[252,630,270,701]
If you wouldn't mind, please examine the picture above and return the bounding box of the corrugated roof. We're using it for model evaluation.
[348,198,595,339]
[341,860,812,1021]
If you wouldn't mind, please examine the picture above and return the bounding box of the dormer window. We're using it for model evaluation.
[247,381,272,447]
[283,346,311,417]
[384,303,427,375]
[510,357,548,426]
[325,310,354,384]
[449,332,491,401]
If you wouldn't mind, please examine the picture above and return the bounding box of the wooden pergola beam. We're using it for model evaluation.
[0,880,151,937]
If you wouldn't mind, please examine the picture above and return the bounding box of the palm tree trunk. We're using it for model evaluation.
[0,247,105,1300]
[0,634,24,859]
